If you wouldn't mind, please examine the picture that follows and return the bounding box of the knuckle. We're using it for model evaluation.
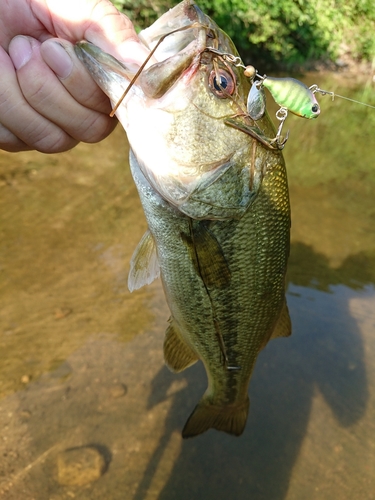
[79,85,111,114]
[22,77,52,107]
[0,123,30,152]
[77,113,116,143]
[24,120,76,153]
[36,133,78,154]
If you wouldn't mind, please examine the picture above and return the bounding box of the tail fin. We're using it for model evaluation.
[182,396,250,439]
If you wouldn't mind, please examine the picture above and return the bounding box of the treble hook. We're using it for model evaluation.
[272,107,289,149]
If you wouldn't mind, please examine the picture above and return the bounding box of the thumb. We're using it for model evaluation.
[40,0,150,65]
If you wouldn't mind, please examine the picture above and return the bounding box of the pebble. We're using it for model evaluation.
[109,383,127,399]
[56,446,106,486]
[54,308,72,320]
[20,409,32,419]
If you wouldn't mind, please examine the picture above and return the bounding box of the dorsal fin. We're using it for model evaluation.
[270,300,292,339]
[259,300,291,350]
[128,229,160,292]
[164,317,198,373]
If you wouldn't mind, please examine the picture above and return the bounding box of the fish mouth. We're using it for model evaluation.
[74,42,137,106]
[75,0,241,103]
[74,1,208,102]
[75,38,202,104]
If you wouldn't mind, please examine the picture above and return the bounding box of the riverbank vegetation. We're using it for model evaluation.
[112,0,375,69]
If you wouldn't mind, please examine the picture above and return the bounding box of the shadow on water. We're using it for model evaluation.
[132,242,371,500]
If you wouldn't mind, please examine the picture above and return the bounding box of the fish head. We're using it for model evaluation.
[75,1,274,216]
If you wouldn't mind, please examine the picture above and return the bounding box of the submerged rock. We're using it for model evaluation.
[56,446,106,486]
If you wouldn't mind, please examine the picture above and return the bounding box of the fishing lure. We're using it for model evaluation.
[261,76,321,119]
[244,69,375,147]
[245,75,320,146]
[247,82,266,121]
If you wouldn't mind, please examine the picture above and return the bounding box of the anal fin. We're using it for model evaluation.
[128,229,160,292]
[163,317,198,373]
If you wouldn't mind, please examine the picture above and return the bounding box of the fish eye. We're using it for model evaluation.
[312,104,320,113]
[214,75,228,91]
[209,69,235,98]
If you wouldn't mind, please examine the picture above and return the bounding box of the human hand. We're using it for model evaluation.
[0,0,150,153]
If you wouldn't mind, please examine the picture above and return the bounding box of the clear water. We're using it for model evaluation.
[0,72,374,499]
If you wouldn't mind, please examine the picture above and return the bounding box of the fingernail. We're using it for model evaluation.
[9,36,32,70]
[41,41,73,79]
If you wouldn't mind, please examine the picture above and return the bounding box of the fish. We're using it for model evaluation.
[75,0,291,438]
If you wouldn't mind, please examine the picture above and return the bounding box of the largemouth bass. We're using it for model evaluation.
[75,0,291,438]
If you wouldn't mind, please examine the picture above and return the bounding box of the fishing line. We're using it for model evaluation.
[325,93,375,109]
[310,84,375,109]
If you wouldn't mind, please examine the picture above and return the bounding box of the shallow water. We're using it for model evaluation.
[0,72,374,499]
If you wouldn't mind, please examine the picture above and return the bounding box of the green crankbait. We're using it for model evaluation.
[261,76,320,119]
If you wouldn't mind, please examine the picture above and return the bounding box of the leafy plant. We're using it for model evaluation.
[110,0,375,68]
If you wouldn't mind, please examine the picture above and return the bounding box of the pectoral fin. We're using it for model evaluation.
[128,229,160,292]
[182,221,231,289]
[164,317,198,373]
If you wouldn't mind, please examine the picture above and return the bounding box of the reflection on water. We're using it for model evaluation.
[0,72,374,499]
